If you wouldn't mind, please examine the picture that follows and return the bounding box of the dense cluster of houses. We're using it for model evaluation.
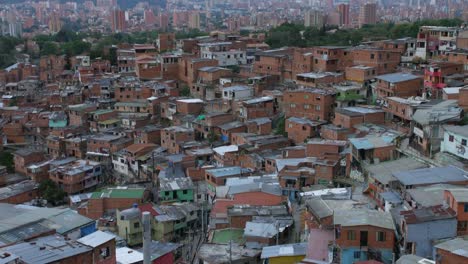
[0,26,467,264]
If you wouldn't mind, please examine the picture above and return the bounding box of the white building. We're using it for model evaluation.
[441,125,468,160]
[222,85,253,100]
[199,42,247,66]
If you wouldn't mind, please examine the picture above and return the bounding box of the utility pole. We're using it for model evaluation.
[229,218,232,264]
[142,212,151,264]
[276,220,279,245]
[152,151,159,204]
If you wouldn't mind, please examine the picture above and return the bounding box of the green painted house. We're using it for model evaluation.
[159,177,194,203]
[49,111,68,128]
[333,83,366,107]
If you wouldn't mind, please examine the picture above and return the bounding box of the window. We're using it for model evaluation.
[288,123,293,128]
[347,230,356,240]
[457,221,467,231]
[464,203,468,212]
[183,190,188,195]
[304,95,309,99]
[100,247,110,258]
[134,222,140,228]
[370,54,375,59]
[463,139,467,146]
[353,251,361,259]
[376,231,386,241]
[449,135,454,142]
[304,104,310,109]
[315,105,321,111]
[290,103,296,108]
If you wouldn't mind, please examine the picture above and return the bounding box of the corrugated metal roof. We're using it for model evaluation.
[261,243,307,259]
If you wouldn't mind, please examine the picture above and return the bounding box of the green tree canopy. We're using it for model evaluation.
[38,179,67,206]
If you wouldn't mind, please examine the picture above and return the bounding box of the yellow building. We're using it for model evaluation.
[261,243,307,264]
[116,206,143,246]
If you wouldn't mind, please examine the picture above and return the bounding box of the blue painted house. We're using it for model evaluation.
[334,209,396,264]
[49,111,68,128]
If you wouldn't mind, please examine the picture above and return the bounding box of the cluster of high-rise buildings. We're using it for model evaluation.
[0,0,466,36]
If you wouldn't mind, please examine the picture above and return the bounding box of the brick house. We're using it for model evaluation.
[345,65,376,83]
[78,187,149,219]
[160,54,181,80]
[239,96,275,121]
[157,33,176,52]
[334,210,395,264]
[459,87,468,111]
[424,62,463,98]
[192,112,234,140]
[447,49,468,72]
[134,125,163,145]
[349,124,402,164]
[295,72,344,88]
[333,107,385,130]
[375,72,422,101]
[68,103,98,128]
[312,46,350,72]
[292,48,314,76]
[135,55,161,80]
[245,117,272,135]
[382,97,427,126]
[0,235,95,264]
[77,230,117,264]
[13,149,45,175]
[320,125,349,140]
[176,98,204,115]
[178,57,218,86]
[0,180,38,204]
[117,49,136,75]
[49,159,102,194]
[434,237,468,264]
[205,166,252,196]
[88,110,119,132]
[350,47,401,75]
[306,139,348,158]
[283,88,336,121]
[444,189,468,236]
[161,126,195,154]
[286,117,325,144]
[253,48,294,81]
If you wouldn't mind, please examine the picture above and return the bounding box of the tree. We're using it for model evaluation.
[0,151,14,173]
[38,179,66,206]
[274,116,288,137]
[40,41,60,56]
[208,131,219,143]
[180,85,190,97]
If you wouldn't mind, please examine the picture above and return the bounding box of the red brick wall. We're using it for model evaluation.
[306,143,341,157]
[176,101,204,115]
[61,251,93,264]
[373,145,397,162]
[14,152,45,175]
[79,197,145,219]
[345,66,375,82]
[286,120,318,144]
[436,248,468,264]
[0,189,38,204]
[336,225,395,250]
[283,90,336,121]
[459,88,468,110]
[376,78,422,99]
[92,239,116,264]
[444,190,468,236]
[351,49,400,75]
